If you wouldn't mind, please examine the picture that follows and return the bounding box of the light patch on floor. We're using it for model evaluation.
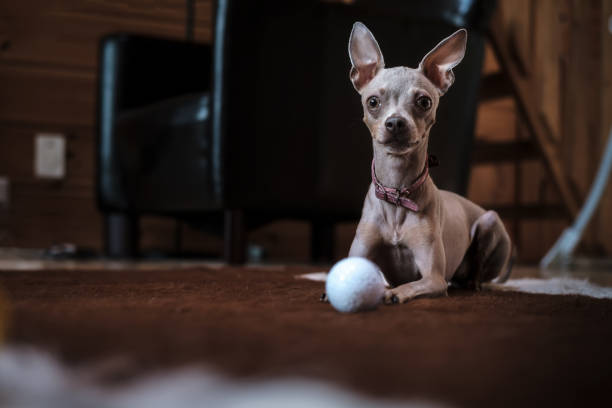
[0,347,448,408]
[489,278,612,299]
[295,271,328,282]
[297,272,612,300]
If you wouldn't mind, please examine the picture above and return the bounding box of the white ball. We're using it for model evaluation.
[326,257,385,313]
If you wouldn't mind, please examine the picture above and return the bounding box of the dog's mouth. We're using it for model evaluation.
[379,138,420,155]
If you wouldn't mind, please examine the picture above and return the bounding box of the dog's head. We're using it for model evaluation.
[348,22,466,155]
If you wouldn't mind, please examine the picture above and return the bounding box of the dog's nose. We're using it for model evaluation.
[385,117,406,134]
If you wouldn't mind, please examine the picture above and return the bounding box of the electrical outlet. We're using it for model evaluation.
[35,133,66,179]
[0,176,9,209]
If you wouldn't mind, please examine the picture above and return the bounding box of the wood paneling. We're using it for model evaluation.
[519,219,566,261]
[562,0,602,199]
[3,181,100,248]
[482,43,500,75]
[468,164,515,206]
[598,0,612,253]
[559,0,605,253]
[180,222,222,255]
[519,160,558,205]
[0,123,99,248]
[533,0,568,143]
[497,0,534,73]
[475,98,515,142]
[469,0,612,262]
[0,124,95,184]
[249,221,311,263]
[0,66,95,126]
[0,0,212,70]
[0,0,213,252]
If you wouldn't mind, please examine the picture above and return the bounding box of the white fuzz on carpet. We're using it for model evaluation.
[298,273,612,299]
[0,347,448,408]
[295,272,328,282]
[490,277,612,299]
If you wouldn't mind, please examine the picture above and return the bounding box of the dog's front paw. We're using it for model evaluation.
[384,279,448,304]
[383,289,404,305]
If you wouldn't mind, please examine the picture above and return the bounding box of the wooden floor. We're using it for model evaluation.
[0,254,611,407]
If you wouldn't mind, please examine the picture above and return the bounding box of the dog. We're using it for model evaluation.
[347,22,512,304]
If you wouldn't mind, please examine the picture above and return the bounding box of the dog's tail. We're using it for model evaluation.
[494,244,517,284]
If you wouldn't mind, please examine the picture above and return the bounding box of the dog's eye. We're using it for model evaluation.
[367,96,380,110]
[416,95,432,111]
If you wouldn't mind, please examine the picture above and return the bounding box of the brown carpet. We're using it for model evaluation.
[0,266,611,407]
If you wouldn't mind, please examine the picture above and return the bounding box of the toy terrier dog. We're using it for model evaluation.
[347,22,512,304]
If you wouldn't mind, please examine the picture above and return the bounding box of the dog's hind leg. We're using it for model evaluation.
[453,211,512,290]
[471,211,512,288]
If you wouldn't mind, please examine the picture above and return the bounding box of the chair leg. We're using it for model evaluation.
[104,213,139,258]
[311,220,335,264]
[224,209,246,264]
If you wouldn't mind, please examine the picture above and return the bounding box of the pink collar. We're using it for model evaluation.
[371,155,438,211]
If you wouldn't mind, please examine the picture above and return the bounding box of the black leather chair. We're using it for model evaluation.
[97,0,495,263]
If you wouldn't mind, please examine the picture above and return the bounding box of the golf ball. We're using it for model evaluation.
[326,257,385,313]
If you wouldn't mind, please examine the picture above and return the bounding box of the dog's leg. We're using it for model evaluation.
[348,220,380,257]
[468,210,512,288]
[383,240,447,303]
[384,275,448,304]
[320,221,382,302]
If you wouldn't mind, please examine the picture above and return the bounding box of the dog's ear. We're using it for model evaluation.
[348,22,385,92]
[418,29,467,95]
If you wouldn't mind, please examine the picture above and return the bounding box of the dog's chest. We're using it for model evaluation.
[371,242,420,286]
[382,208,424,246]
[390,226,402,246]
[374,212,424,286]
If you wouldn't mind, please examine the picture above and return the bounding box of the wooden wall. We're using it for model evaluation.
[0,0,218,254]
[602,0,612,252]
[467,0,612,262]
[0,1,610,264]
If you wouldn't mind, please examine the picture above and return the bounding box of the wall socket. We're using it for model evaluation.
[0,176,9,209]
[35,133,66,179]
